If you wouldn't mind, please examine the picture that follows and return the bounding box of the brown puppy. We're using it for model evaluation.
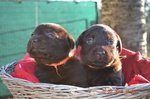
[76,24,123,86]
[27,23,87,87]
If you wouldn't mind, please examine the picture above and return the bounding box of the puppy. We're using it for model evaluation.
[76,24,123,86]
[27,23,87,87]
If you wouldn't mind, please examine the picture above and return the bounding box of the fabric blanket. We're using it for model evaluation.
[11,53,39,83]
[121,48,150,85]
[11,48,150,85]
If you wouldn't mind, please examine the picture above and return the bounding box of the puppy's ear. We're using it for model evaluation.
[67,35,75,49]
[75,32,85,59]
[116,34,122,53]
[76,35,82,47]
[75,45,81,60]
[76,31,86,47]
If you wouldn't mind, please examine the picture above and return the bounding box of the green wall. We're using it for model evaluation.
[0,1,98,97]
[0,0,97,65]
[0,1,98,66]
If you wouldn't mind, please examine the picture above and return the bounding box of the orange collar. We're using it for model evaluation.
[46,49,75,67]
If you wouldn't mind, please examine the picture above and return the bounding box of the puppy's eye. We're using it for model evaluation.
[107,39,113,45]
[46,32,55,38]
[86,37,94,44]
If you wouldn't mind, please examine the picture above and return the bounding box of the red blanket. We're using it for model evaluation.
[11,48,150,85]
[121,48,150,85]
[11,53,39,83]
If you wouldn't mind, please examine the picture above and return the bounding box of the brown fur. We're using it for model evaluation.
[27,23,87,87]
[76,24,123,86]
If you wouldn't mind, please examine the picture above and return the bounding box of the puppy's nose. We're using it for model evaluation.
[32,39,39,43]
[30,38,40,49]
[95,49,106,59]
[97,50,106,55]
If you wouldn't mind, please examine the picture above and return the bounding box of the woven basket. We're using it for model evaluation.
[0,61,150,99]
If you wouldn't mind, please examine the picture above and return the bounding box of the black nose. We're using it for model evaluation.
[95,48,106,59]
[32,38,39,44]
[28,38,40,50]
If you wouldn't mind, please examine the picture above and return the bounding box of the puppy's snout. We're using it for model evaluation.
[96,50,106,55]
[32,38,39,44]
[28,38,40,52]
[95,48,106,59]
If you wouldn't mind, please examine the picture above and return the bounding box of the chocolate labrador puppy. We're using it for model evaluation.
[27,23,87,87]
[76,24,123,86]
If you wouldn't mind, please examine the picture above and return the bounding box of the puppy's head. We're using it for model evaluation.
[76,24,122,70]
[27,23,74,64]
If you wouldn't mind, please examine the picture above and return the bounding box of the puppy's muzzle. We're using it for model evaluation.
[94,47,106,61]
[96,48,106,58]
[28,38,50,58]
[32,38,38,43]
[30,38,40,49]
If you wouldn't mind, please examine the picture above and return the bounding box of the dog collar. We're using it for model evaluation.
[45,49,75,78]
[46,49,75,67]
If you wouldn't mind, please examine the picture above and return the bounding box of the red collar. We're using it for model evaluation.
[46,49,75,67]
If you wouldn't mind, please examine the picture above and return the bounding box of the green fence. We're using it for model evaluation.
[0,0,98,97]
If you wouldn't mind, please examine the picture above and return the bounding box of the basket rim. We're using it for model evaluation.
[0,61,150,91]
[0,61,150,98]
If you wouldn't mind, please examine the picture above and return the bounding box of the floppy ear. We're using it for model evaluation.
[76,31,86,47]
[76,35,82,47]
[116,34,122,53]
[75,32,85,59]
[67,35,75,49]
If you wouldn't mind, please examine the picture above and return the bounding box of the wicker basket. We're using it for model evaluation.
[0,61,150,99]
